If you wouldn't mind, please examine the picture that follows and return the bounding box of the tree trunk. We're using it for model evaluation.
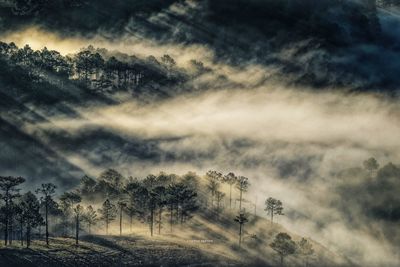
[170,204,173,232]
[4,216,8,246]
[150,208,154,237]
[175,204,179,223]
[75,215,79,245]
[119,207,122,236]
[9,221,12,245]
[180,209,184,225]
[4,192,9,246]
[62,216,66,237]
[130,214,133,234]
[280,255,284,267]
[106,219,109,235]
[239,189,243,211]
[158,208,162,235]
[229,184,232,209]
[239,223,242,247]
[254,197,257,216]
[45,202,49,246]
[26,226,31,248]
[20,221,23,246]
[271,209,274,225]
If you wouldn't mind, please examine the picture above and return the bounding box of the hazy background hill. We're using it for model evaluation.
[1,0,400,91]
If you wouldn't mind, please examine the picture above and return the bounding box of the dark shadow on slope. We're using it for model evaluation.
[0,117,84,189]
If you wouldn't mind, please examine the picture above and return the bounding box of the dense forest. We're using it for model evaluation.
[0,41,210,98]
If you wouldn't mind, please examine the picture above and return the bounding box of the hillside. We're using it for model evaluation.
[2,0,400,91]
[1,1,400,267]
[0,213,352,267]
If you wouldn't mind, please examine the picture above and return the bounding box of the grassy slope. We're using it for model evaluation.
[0,213,354,267]
[184,212,354,267]
[0,235,238,267]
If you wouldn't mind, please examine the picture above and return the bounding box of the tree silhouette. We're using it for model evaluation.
[83,205,98,234]
[79,175,97,198]
[215,191,225,216]
[160,54,176,78]
[206,171,222,208]
[98,199,117,235]
[14,203,24,246]
[234,212,248,247]
[236,176,249,212]
[59,191,81,237]
[176,183,198,224]
[223,172,237,209]
[363,157,379,176]
[298,238,314,267]
[125,178,144,233]
[20,192,43,248]
[152,186,166,235]
[270,232,297,266]
[73,204,84,245]
[117,200,127,236]
[181,172,200,191]
[143,174,157,189]
[0,176,25,245]
[35,183,57,246]
[74,50,104,86]
[96,169,125,199]
[147,188,156,237]
[161,54,176,68]
[166,183,179,232]
[265,197,284,224]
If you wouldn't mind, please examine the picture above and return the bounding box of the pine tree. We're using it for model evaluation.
[270,233,297,266]
[0,176,25,246]
[298,238,314,267]
[206,171,222,208]
[223,172,237,209]
[73,204,84,245]
[234,212,249,247]
[35,183,57,246]
[59,192,81,237]
[83,205,98,234]
[20,192,43,248]
[98,199,117,235]
[236,176,249,212]
[117,200,127,236]
[265,197,284,224]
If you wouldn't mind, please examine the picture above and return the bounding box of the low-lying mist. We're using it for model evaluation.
[24,83,400,266]
[1,1,400,265]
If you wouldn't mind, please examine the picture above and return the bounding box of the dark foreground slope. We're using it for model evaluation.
[0,214,353,267]
[0,236,239,267]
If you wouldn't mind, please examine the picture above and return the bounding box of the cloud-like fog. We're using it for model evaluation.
[2,1,400,266]
[0,26,215,66]
[25,83,400,266]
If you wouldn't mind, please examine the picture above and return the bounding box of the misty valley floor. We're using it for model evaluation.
[0,235,241,267]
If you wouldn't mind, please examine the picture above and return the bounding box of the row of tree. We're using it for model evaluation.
[0,168,319,267]
[0,168,288,249]
[0,171,199,247]
[0,42,198,93]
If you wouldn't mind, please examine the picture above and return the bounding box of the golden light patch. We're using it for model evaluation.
[1,26,87,55]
